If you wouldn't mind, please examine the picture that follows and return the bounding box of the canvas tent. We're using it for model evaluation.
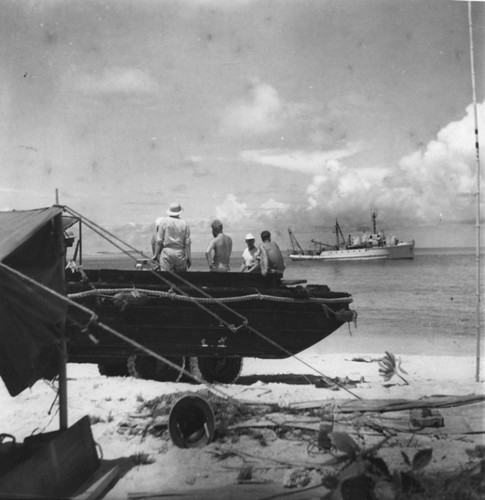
[0,207,68,397]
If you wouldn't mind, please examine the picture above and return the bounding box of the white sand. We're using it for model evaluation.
[1,351,484,498]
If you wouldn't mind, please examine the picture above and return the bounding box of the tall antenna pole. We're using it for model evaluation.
[467,2,482,382]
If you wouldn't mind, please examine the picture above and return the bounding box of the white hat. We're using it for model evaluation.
[166,203,183,216]
[245,233,255,241]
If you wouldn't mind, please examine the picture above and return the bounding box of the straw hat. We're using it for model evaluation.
[166,203,183,216]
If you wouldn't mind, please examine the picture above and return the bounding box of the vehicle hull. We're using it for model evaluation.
[65,269,354,363]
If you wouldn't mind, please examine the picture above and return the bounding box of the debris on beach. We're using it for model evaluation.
[378,351,409,386]
[109,384,485,499]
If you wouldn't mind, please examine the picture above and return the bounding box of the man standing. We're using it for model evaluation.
[259,230,285,276]
[239,233,260,273]
[205,219,232,272]
[152,203,191,272]
[151,216,163,255]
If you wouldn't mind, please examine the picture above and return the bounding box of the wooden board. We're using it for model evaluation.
[128,482,329,500]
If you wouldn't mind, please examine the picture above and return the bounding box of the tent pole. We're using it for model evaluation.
[58,202,68,430]
[467,2,482,382]
[58,335,68,430]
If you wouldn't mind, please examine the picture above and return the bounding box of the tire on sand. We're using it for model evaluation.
[127,355,186,382]
[98,361,129,377]
[189,356,243,384]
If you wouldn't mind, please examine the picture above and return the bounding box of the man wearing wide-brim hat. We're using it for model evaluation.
[152,203,191,272]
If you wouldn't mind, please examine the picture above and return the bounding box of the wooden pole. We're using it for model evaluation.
[58,337,68,430]
[467,2,482,382]
[58,208,68,430]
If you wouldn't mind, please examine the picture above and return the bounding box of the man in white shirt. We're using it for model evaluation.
[239,233,260,273]
[152,203,191,272]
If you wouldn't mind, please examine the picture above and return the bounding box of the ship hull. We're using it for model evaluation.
[290,242,414,261]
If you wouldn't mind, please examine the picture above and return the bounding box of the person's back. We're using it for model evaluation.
[206,220,232,272]
[158,217,190,249]
[259,231,285,276]
[212,233,232,266]
[152,203,191,273]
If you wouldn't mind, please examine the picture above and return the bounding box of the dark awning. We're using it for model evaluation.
[0,207,68,396]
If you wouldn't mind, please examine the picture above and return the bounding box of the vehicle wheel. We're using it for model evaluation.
[189,356,243,384]
[98,362,128,377]
[127,355,185,382]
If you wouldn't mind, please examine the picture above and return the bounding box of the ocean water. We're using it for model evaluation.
[82,248,484,357]
[280,249,483,356]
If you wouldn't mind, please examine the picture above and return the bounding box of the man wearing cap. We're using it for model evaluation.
[205,219,232,272]
[152,203,191,272]
[240,233,260,273]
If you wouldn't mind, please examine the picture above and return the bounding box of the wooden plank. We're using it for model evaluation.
[281,279,307,286]
[288,395,485,412]
[71,465,119,500]
[128,482,328,500]
[0,416,99,499]
[337,395,485,413]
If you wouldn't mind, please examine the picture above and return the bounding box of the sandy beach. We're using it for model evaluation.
[1,346,484,499]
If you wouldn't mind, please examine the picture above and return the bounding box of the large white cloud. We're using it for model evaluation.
[302,103,484,226]
[392,101,484,222]
[252,102,484,232]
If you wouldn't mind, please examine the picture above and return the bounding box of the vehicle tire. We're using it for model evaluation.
[189,356,243,384]
[98,361,128,377]
[127,355,185,382]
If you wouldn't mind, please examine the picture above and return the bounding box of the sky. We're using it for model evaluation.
[0,0,484,252]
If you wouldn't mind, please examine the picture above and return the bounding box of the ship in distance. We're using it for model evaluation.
[288,211,415,261]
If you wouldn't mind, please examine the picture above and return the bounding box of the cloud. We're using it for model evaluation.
[251,102,483,236]
[260,198,290,212]
[220,80,284,135]
[391,101,484,222]
[74,67,160,95]
[303,102,484,226]
[214,194,250,222]
[241,144,362,175]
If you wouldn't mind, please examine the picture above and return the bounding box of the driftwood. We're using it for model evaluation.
[228,395,485,436]
[229,413,321,432]
[288,394,485,412]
